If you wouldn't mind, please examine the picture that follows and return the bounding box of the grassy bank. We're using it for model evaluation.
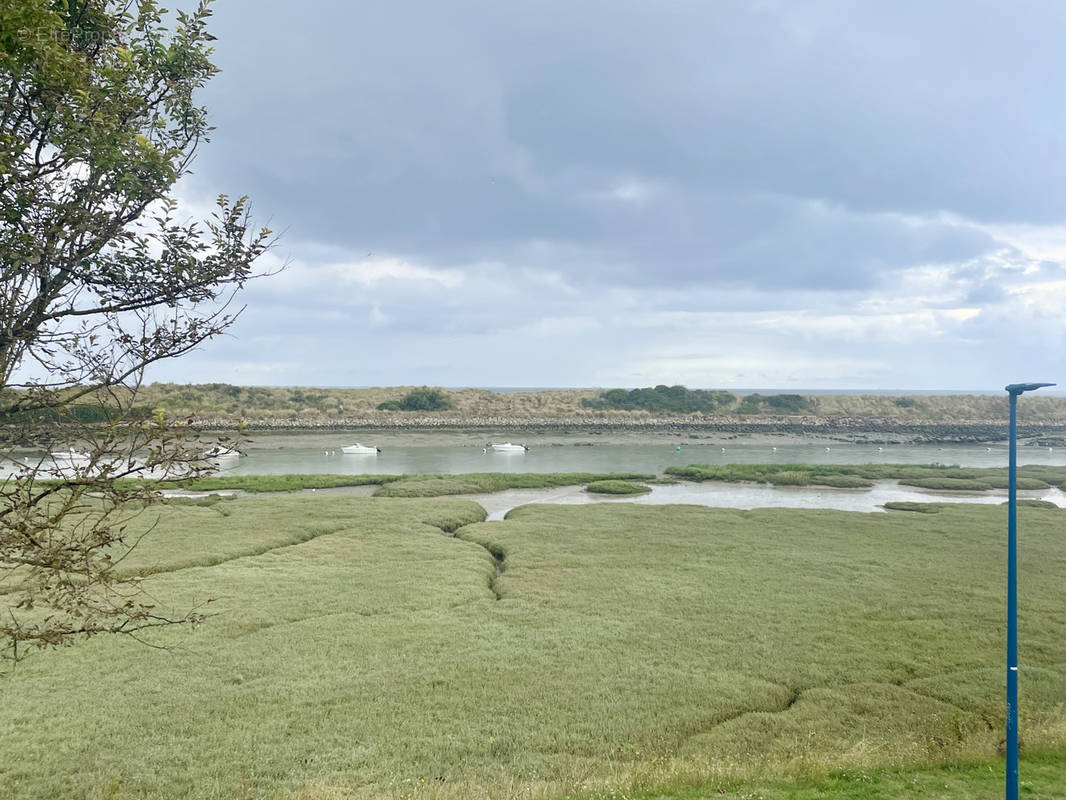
[177,472,656,495]
[180,464,1066,497]
[666,463,1066,492]
[1,497,1064,799]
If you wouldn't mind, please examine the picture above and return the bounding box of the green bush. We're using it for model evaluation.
[377,387,454,411]
[581,385,736,414]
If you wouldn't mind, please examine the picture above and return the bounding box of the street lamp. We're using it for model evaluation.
[1003,381,1055,800]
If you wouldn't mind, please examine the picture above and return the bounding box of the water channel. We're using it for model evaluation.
[230,432,1066,516]
[9,432,1065,515]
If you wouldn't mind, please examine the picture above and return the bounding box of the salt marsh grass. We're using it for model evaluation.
[1,496,1064,799]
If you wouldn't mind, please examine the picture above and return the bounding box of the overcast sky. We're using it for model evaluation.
[155,0,1066,390]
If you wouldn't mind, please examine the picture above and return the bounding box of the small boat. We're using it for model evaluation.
[491,443,528,452]
[50,449,91,470]
[341,443,381,455]
[203,447,241,469]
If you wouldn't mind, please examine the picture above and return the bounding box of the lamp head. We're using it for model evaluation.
[1005,382,1056,395]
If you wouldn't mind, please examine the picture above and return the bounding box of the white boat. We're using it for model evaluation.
[491,442,528,452]
[49,449,92,471]
[50,449,90,463]
[341,443,381,455]
[203,446,241,470]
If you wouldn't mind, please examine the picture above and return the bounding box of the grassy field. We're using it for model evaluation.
[1,496,1065,799]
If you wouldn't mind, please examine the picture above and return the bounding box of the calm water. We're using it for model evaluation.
[217,434,1066,514]
[223,435,1065,476]
[468,481,1066,520]
[10,433,1064,513]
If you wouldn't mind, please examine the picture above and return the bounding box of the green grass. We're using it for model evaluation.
[371,472,655,497]
[140,472,660,496]
[883,501,942,513]
[899,476,1051,491]
[184,473,400,492]
[1,498,1065,799]
[566,745,1066,799]
[667,463,1066,493]
[584,480,652,495]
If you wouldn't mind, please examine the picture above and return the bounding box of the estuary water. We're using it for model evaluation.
[223,434,1065,476]
[217,432,1066,514]
[10,433,1064,514]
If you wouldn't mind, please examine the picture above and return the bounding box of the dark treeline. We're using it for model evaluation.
[377,387,455,412]
[582,385,814,415]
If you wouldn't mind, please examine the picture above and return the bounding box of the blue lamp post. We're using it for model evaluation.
[1004,381,1055,800]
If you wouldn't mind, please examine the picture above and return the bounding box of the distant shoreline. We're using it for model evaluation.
[196,417,1066,446]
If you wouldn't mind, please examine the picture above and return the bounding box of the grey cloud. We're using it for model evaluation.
[190,0,1066,298]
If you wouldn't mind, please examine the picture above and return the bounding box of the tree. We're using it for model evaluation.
[0,0,273,665]
[377,387,455,412]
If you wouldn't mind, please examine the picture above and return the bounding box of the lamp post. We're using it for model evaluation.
[1004,381,1055,800]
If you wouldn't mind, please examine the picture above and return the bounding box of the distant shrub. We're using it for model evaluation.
[763,394,810,413]
[585,480,652,495]
[736,396,762,415]
[581,385,736,414]
[894,397,918,408]
[735,393,814,415]
[377,387,454,412]
[0,403,151,425]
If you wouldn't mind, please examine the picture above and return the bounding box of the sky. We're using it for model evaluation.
[155,0,1066,390]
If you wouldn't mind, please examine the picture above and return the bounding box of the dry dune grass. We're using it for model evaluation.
[80,383,1066,425]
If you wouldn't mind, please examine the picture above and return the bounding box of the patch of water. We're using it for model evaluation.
[475,482,1066,520]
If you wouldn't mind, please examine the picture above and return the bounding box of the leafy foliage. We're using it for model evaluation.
[0,0,272,664]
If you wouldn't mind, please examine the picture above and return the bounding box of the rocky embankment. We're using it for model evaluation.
[188,413,1066,444]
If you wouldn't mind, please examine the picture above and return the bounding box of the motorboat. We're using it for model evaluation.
[491,443,528,452]
[341,443,381,455]
[49,449,92,471]
[50,449,91,464]
[203,446,241,470]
